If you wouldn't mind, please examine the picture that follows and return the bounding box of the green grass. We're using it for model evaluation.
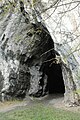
[0,104,80,120]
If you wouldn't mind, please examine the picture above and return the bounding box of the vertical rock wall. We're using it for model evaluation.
[0,0,80,106]
[33,0,80,105]
[0,0,56,100]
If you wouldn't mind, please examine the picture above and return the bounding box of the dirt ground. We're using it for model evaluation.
[0,94,80,113]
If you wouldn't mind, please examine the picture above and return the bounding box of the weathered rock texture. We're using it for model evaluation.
[0,0,56,100]
[34,0,80,106]
[0,0,80,106]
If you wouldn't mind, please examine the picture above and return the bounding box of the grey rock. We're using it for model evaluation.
[0,0,80,107]
[0,1,55,101]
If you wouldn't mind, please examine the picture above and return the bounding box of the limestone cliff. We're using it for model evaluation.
[0,0,80,106]
[0,0,55,100]
[34,0,80,106]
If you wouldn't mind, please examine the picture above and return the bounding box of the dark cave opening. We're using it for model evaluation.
[40,35,65,94]
[42,57,65,95]
[47,63,65,94]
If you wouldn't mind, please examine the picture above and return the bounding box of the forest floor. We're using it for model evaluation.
[0,94,80,113]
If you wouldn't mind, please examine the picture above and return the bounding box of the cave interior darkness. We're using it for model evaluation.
[42,52,65,95]
[47,63,65,94]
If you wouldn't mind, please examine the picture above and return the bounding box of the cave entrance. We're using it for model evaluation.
[43,61,65,95]
[47,63,65,94]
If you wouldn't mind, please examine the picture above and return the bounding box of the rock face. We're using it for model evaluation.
[0,0,56,100]
[34,0,80,105]
[0,0,80,106]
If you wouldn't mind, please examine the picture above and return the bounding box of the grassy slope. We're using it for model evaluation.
[0,104,80,120]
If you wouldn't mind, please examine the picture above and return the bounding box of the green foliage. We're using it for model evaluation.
[0,104,80,120]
